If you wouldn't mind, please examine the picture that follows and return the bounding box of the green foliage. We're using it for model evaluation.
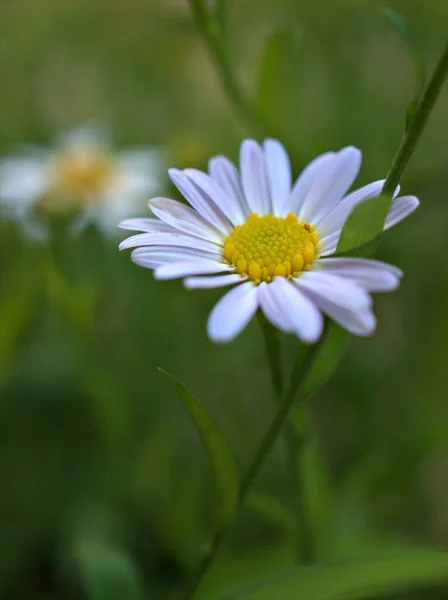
[74,537,147,600]
[256,28,292,120]
[0,1,447,598]
[300,323,351,400]
[336,194,392,254]
[0,263,43,383]
[159,368,239,532]
[210,547,448,600]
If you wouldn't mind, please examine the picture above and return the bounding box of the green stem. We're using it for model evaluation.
[184,325,329,599]
[256,312,284,397]
[257,312,314,563]
[382,38,448,196]
[187,0,276,137]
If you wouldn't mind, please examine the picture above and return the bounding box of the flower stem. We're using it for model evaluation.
[184,325,329,599]
[382,38,448,196]
[256,312,315,564]
[187,0,277,138]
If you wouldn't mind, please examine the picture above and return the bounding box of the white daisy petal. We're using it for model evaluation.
[299,146,362,225]
[118,217,177,233]
[207,282,259,343]
[315,258,402,292]
[319,231,340,256]
[384,195,420,230]
[208,156,249,220]
[240,140,271,215]
[296,271,372,311]
[149,197,224,243]
[257,281,297,333]
[184,168,246,227]
[154,260,233,280]
[120,231,222,253]
[130,246,222,268]
[295,272,376,336]
[169,168,232,234]
[184,273,246,289]
[317,302,377,336]
[259,277,323,342]
[0,156,50,212]
[288,152,335,215]
[263,139,291,217]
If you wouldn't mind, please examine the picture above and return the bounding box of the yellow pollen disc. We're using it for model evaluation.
[223,213,320,283]
[38,150,114,216]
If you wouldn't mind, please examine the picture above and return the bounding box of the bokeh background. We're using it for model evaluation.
[1,0,447,599]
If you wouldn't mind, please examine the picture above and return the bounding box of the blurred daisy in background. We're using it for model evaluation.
[120,138,419,344]
[0,125,166,239]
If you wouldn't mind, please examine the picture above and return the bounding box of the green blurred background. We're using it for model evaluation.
[1,0,447,599]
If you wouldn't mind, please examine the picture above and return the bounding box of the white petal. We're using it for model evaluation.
[317,180,385,238]
[384,195,419,230]
[263,139,291,217]
[318,231,340,256]
[295,272,376,336]
[130,245,222,269]
[296,271,372,311]
[208,156,249,221]
[184,273,246,289]
[116,149,164,194]
[0,156,50,210]
[118,217,176,233]
[299,147,362,225]
[119,231,221,253]
[288,152,335,215]
[240,140,271,215]
[207,282,259,342]
[258,278,323,342]
[169,168,232,234]
[315,258,402,292]
[257,281,297,333]
[185,167,246,226]
[118,148,165,181]
[150,197,224,243]
[154,260,233,280]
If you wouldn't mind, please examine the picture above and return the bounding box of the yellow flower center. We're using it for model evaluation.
[223,213,319,283]
[38,149,114,215]
[54,150,113,196]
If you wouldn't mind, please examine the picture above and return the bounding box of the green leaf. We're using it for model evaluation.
[336,194,392,254]
[257,28,291,118]
[0,264,43,384]
[210,547,448,600]
[246,492,295,533]
[74,538,147,600]
[382,7,426,130]
[159,368,239,531]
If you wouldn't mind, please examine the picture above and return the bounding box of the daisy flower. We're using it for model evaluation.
[0,125,165,238]
[119,139,419,343]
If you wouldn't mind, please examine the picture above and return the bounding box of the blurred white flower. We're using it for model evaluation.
[119,138,419,343]
[0,125,165,239]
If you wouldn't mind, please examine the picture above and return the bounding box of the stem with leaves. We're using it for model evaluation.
[382,38,448,196]
[184,328,328,599]
[183,4,448,593]
[257,313,315,564]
